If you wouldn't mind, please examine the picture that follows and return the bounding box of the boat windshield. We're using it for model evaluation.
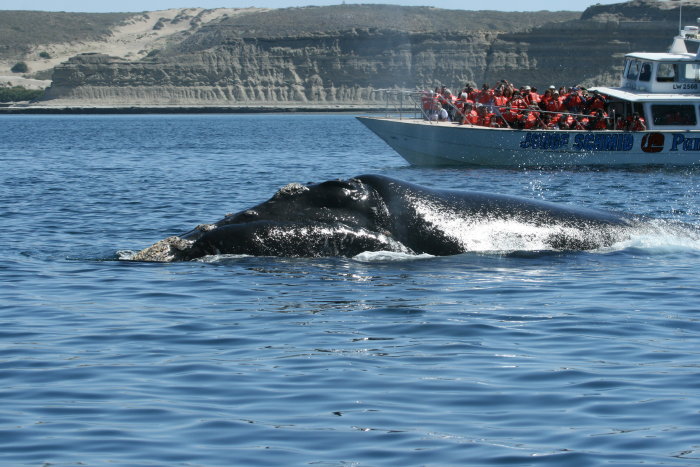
[626,60,640,80]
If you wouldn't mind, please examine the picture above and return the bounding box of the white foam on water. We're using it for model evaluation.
[353,250,435,262]
[598,219,700,254]
[195,254,252,263]
[116,250,137,260]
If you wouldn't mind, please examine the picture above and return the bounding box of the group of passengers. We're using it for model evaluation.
[423,81,647,131]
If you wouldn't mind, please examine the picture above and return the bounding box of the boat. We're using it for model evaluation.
[357,25,700,167]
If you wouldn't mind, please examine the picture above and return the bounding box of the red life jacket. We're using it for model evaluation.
[464,110,478,125]
[477,90,493,105]
[509,96,528,110]
[493,95,508,106]
[545,99,561,112]
[477,113,492,127]
[564,93,583,110]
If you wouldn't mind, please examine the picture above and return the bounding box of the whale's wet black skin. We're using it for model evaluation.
[131,174,636,261]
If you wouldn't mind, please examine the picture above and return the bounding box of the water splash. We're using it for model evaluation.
[600,219,700,254]
[353,251,434,262]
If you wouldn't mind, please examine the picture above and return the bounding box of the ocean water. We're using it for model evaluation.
[1,113,700,466]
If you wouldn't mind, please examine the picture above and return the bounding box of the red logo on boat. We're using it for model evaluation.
[641,133,664,153]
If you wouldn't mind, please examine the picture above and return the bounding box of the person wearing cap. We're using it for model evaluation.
[524,86,540,106]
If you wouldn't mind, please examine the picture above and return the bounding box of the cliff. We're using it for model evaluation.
[28,2,700,106]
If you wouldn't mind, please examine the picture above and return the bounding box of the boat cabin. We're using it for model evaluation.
[591,25,700,131]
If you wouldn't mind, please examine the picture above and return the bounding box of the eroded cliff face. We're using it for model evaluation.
[39,2,700,105]
[43,30,500,104]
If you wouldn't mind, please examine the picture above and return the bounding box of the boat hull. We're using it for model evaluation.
[357,116,700,167]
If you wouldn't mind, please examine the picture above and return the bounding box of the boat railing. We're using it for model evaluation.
[373,89,632,131]
[371,89,427,120]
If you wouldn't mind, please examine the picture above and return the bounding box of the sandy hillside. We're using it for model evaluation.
[0,7,263,89]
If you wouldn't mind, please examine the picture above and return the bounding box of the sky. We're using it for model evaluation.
[0,0,625,13]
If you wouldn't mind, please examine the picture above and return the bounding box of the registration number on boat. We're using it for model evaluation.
[673,83,699,90]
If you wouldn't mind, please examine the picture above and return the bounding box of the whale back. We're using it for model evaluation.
[132,174,638,261]
[357,174,633,254]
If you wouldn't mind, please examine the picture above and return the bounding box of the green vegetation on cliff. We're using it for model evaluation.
[215,5,579,36]
[0,11,133,57]
[0,86,43,102]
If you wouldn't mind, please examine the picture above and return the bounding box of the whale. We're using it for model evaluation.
[130,174,637,262]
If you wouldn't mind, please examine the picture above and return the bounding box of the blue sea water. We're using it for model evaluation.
[1,113,700,466]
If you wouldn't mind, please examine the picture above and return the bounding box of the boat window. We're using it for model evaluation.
[656,63,676,82]
[651,104,697,126]
[639,63,652,82]
[626,60,640,80]
[681,63,700,82]
[623,59,631,79]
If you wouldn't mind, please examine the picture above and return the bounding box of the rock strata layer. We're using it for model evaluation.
[36,1,700,106]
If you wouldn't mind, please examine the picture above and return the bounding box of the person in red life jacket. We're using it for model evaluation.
[545,84,556,98]
[615,116,627,130]
[454,92,469,119]
[501,90,528,125]
[586,91,607,113]
[477,84,493,105]
[588,110,609,130]
[540,88,554,109]
[501,83,513,100]
[558,113,576,130]
[563,87,584,113]
[475,105,494,127]
[627,112,646,131]
[522,86,540,106]
[492,88,508,107]
[460,103,479,125]
[517,106,540,129]
[545,91,562,113]
[421,91,437,119]
[541,112,560,129]
[510,91,529,109]
[462,84,478,102]
[572,115,589,130]
[508,90,529,112]
[436,87,448,108]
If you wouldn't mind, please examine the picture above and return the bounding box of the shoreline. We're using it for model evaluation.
[0,104,396,115]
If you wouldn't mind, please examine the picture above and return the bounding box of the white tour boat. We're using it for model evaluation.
[357,26,700,167]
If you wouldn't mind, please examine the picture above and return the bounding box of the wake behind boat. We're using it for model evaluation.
[358,25,700,167]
